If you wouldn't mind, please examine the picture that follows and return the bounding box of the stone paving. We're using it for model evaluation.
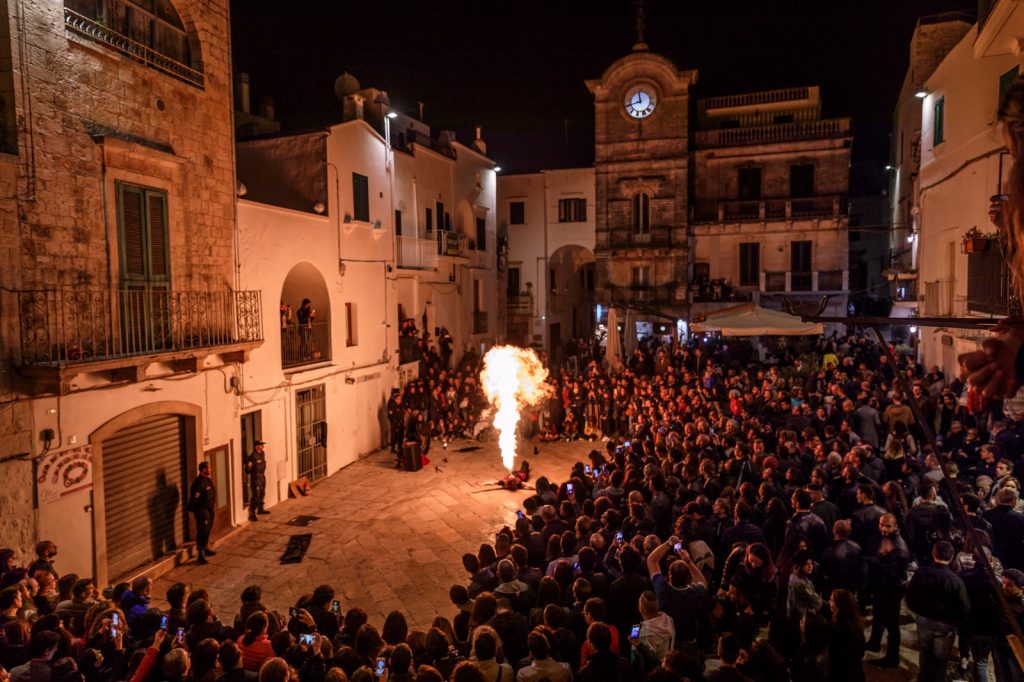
[153,438,586,630]
[152,437,932,681]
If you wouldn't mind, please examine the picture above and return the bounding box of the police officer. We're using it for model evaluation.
[188,462,217,564]
[388,391,405,462]
[244,440,270,521]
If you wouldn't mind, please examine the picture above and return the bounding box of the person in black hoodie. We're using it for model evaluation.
[576,622,631,682]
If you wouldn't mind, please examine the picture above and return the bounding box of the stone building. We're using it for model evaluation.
[888,12,973,319]
[907,1,1024,375]
[0,0,254,583]
[500,39,853,353]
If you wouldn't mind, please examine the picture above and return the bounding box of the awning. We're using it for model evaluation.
[691,303,824,337]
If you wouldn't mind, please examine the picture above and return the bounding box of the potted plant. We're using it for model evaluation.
[962,226,996,254]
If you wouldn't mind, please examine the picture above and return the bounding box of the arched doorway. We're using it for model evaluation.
[280,262,332,368]
[90,402,202,585]
[547,245,596,366]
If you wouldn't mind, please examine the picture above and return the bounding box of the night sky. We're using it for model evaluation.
[231,0,977,175]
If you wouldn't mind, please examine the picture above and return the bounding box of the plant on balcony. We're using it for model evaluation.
[961,226,996,254]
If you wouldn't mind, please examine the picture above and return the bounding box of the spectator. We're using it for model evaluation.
[906,541,970,682]
[516,628,570,682]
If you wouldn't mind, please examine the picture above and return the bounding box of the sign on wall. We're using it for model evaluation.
[36,445,93,503]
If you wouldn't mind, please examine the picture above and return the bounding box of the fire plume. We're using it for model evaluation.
[481,346,550,472]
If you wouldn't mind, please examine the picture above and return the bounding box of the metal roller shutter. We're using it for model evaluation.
[102,414,186,580]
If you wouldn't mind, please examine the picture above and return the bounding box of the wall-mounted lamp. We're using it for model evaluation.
[914,88,928,99]
[493,166,502,173]
[386,112,398,119]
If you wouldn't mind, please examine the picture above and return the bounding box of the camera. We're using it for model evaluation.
[516,510,525,519]
[331,600,340,614]
[160,615,168,631]
[616,531,624,542]
[176,627,185,644]
[375,658,386,676]
[566,482,574,495]
[630,624,641,639]
[300,634,315,646]
[289,607,298,619]
[674,542,683,554]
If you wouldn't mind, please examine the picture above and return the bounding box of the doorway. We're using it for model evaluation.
[296,386,327,482]
[204,445,232,537]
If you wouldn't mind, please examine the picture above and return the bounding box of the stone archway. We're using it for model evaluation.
[280,262,332,366]
[548,245,596,361]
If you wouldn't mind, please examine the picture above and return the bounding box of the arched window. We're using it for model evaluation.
[632,192,650,234]
[65,0,204,87]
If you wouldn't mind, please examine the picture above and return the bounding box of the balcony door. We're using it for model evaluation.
[791,240,812,291]
[116,182,171,354]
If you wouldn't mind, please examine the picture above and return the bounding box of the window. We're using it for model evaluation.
[632,192,651,233]
[509,201,525,225]
[558,198,587,222]
[739,243,760,287]
[507,267,521,297]
[345,302,357,347]
[790,164,815,198]
[1001,67,1020,108]
[933,97,945,146]
[394,209,402,236]
[64,0,204,87]
[738,167,762,201]
[117,182,170,290]
[425,207,433,232]
[476,217,487,251]
[631,265,651,288]
[352,173,369,222]
[791,240,812,291]
[435,202,445,231]
[550,269,557,294]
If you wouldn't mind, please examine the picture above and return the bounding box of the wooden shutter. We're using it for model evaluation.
[146,192,170,282]
[118,184,147,284]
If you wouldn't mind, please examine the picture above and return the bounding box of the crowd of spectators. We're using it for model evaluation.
[4,331,1024,682]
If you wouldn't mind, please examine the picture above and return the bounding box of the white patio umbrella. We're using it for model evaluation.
[605,307,622,367]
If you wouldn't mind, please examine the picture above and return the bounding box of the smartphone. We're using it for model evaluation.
[674,542,684,554]
[112,612,120,627]
[176,627,185,644]
[375,658,386,676]
[516,510,525,519]
[331,599,340,614]
[160,615,168,631]
[624,441,631,448]
[584,464,592,475]
[616,530,624,542]
[566,482,574,495]
[110,623,118,639]
[630,624,641,639]
[289,607,298,619]
[573,562,580,571]
[299,633,315,646]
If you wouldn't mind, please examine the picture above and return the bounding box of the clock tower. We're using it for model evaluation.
[586,40,696,327]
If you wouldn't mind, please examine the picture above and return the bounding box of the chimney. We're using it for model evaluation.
[233,72,250,114]
[471,126,487,156]
[260,96,275,122]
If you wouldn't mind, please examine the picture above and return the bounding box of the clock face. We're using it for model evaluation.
[625,87,656,119]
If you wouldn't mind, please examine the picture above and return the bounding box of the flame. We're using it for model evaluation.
[481,346,550,472]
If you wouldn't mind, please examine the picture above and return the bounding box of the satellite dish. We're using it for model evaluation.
[334,72,361,100]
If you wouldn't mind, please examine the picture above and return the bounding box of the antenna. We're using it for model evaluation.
[633,0,649,52]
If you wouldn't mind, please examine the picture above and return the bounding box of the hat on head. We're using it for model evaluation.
[254,440,266,446]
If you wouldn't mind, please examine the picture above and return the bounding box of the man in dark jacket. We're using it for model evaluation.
[821,520,862,597]
[906,481,952,564]
[576,622,631,682]
[865,513,910,667]
[851,484,886,557]
[118,576,152,627]
[984,486,1024,570]
[906,541,970,682]
[187,462,217,564]
[787,489,828,556]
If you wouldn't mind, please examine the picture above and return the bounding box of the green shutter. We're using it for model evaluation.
[118,183,147,283]
[146,191,170,282]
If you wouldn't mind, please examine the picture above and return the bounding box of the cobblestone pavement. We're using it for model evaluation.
[152,437,932,680]
[153,438,586,630]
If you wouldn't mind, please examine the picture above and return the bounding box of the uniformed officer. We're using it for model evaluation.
[244,440,270,521]
[187,462,217,564]
[387,391,405,459]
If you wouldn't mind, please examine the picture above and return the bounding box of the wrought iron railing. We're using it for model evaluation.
[64,5,205,88]
[507,294,533,314]
[609,284,677,306]
[396,236,438,270]
[473,311,488,335]
[281,322,331,369]
[608,227,673,249]
[695,118,850,148]
[17,288,262,366]
[967,250,1020,316]
[703,87,811,111]
[817,270,844,291]
[764,272,787,292]
[692,194,846,223]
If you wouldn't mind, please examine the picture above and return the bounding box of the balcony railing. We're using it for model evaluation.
[473,311,488,335]
[281,322,331,369]
[609,284,677,306]
[694,118,851,148]
[16,288,262,367]
[399,336,422,365]
[507,294,534,314]
[608,226,673,249]
[967,250,1020,316]
[396,236,438,270]
[761,270,847,294]
[702,87,811,111]
[64,4,205,88]
[692,194,846,223]
[428,230,467,258]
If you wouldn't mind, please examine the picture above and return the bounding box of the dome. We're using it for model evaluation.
[334,72,361,100]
